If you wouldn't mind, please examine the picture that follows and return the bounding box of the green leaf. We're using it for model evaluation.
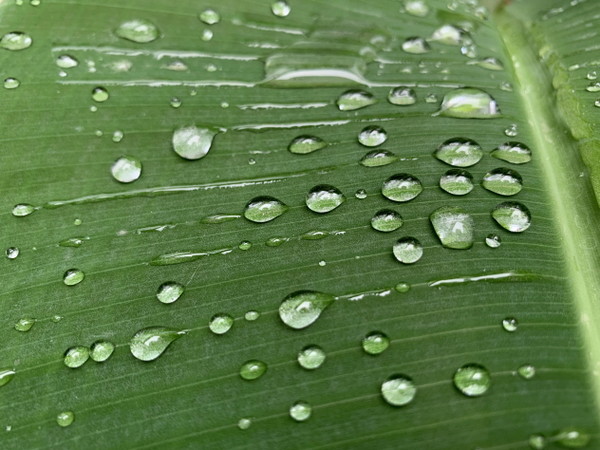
[1,0,599,448]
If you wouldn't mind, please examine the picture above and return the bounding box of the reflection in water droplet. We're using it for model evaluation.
[431,24,465,45]
[244,196,288,223]
[56,411,74,427]
[430,206,474,249]
[209,314,234,335]
[404,0,429,16]
[63,268,84,286]
[382,174,423,202]
[0,32,32,50]
[453,364,491,397]
[517,364,535,380]
[288,135,326,154]
[111,156,142,183]
[245,310,259,321]
[586,82,600,92]
[115,19,159,43]
[271,0,291,17]
[482,168,523,196]
[395,282,410,293]
[336,90,376,111]
[130,327,184,361]
[199,8,220,24]
[240,360,267,380]
[266,236,288,247]
[358,126,388,147]
[371,209,403,232]
[238,418,252,430]
[492,202,531,232]
[297,345,326,370]
[4,78,19,89]
[402,37,430,54]
[439,169,473,196]
[491,142,532,164]
[501,317,517,332]
[359,150,398,167]
[56,54,78,69]
[156,282,184,304]
[504,123,518,137]
[170,97,182,108]
[438,88,500,118]
[289,401,312,422]
[485,234,502,248]
[6,247,20,260]
[90,341,115,362]
[64,346,90,368]
[15,318,35,332]
[434,138,483,167]
[306,185,345,213]
[555,428,590,448]
[362,332,390,355]
[171,126,218,160]
[279,290,334,329]
[12,203,36,217]
[112,130,124,143]
[92,87,109,102]
[0,369,15,387]
[355,189,367,199]
[388,87,417,105]
[381,375,416,406]
[393,237,423,264]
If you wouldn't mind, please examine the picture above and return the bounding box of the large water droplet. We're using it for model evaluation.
[279,290,334,330]
[172,126,218,160]
[438,88,500,118]
[243,196,288,223]
[156,281,184,304]
[6,247,20,260]
[297,345,326,370]
[56,411,74,427]
[14,318,34,332]
[382,174,423,202]
[240,360,268,380]
[393,237,423,264]
[362,332,390,355]
[402,37,430,54]
[90,341,115,362]
[63,268,84,286]
[199,8,220,24]
[358,126,388,147]
[517,364,535,380]
[289,401,312,422]
[64,346,90,368]
[439,169,474,195]
[381,375,417,406]
[430,206,474,249]
[502,317,517,332]
[371,209,403,232]
[388,87,417,105]
[209,313,234,335]
[111,156,142,183]
[491,142,532,164]
[555,428,590,448]
[453,363,491,397]
[129,327,184,361]
[306,185,345,213]
[288,135,326,154]
[271,0,291,17]
[56,54,78,69]
[359,149,398,167]
[336,90,376,111]
[434,138,483,167]
[0,369,15,387]
[0,32,32,50]
[115,19,159,43]
[492,202,531,232]
[12,203,36,217]
[482,168,523,196]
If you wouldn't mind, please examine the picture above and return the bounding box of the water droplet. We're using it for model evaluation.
[502,318,518,333]
[439,169,474,195]
[266,236,288,247]
[199,8,220,24]
[586,82,600,92]
[14,318,35,332]
[382,174,423,202]
[453,363,491,397]
[289,401,312,422]
[500,81,513,91]
[51,314,63,323]
[306,185,345,213]
[395,282,410,293]
[473,57,504,71]
[381,375,417,406]
[388,87,417,105]
[430,206,474,249]
[358,126,388,147]
[438,88,500,118]
[504,123,518,137]
[56,54,78,69]
[0,32,32,50]
[402,37,430,54]
[63,268,84,286]
[110,156,142,183]
[271,0,291,17]
[129,327,184,361]
[170,97,182,108]
[209,313,234,335]
[238,418,252,430]
[279,290,334,330]
[112,130,124,143]
[485,234,502,248]
[156,281,184,304]
[245,310,259,321]
[30,0,40,5]
[297,345,326,370]
[64,346,90,368]
[430,24,465,45]
[59,237,88,248]
[115,19,159,43]
[587,71,598,81]
[555,428,590,448]
[490,146,531,169]
[371,209,403,232]
[92,86,109,102]
[359,150,398,167]
[336,90,376,111]
[482,168,523,196]
[56,411,74,427]
[492,202,531,233]
[595,99,600,108]
[434,138,483,167]
[5,247,20,260]
[362,332,390,355]
[517,364,535,380]
[352,189,366,200]
[238,241,252,251]
[393,237,423,264]
[425,93,438,103]
[529,434,546,449]
[288,135,326,154]
[4,78,19,89]
[90,341,115,362]
[244,196,288,223]
[12,203,35,217]
[404,0,429,17]
[202,29,213,41]
[0,369,15,387]
[171,126,218,160]
[240,360,267,380]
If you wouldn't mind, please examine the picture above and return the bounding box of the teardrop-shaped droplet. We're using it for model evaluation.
[209,313,234,335]
[453,363,491,397]
[381,375,417,406]
[438,88,500,118]
[279,290,335,330]
[555,428,590,448]
[289,401,312,422]
[288,135,326,154]
[486,234,502,248]
[63,268,84,286]
[12,203,36,217]
[393,237,423,264]
[382,174,423,202]
[404,0,429,16]
[199,8,220,24]
[90,341,115,362]
[306,185,345,213]
[56,411,74,427]
[502,317,517,332]
[517,364,535,380]
[6,247,20,260]
[491,142,532,164]
[56,54,78,69]
[240,360,267,380]
[362,332,390,355]
[434,138,483,167]
[111,156,142,183]
[0,369,15,387]
[482,168,523,196]
[115,19,159,43]
[492,202,531,232]
[388,87,416,105]
[243,196,288,223]
[430,24,465,45]
[297,345,326,370]
[430,206,474,249]
[156,281,184,304]
[64,346,90,368]
[402,37,430,54]
[14,318,35,332]
[129,327,184,361]
[358,125,388,147]
[0,32,32,50]
[336,90,376,111]
[92,86,109,102]
[172,126,218,160]
[439,169,474,195]
[271,0,291,17]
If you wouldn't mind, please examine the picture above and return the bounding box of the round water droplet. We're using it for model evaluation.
[555,428,590,448]
[404,0,429,16]
[388,87,416,105]
[238,418,252,430]
[382,174,423,202]
[245,310,259,321]
[0,32,32,50]
[6,247,20,260]
[371,209,403,232]
[0,369,15,387]
[362,332,390,355]
[202,29,213,41]
[199,8,220,24]
[115,19,159,43]
[491,142,532,164]
[358,126,388,147]
[425,93,438,103]
[430,206,474,249]
[402,37,430,54]
[130,327,184,361]
[529,434,546,449]
[56,411,74,427]
[587,71,598,81]
[336,90,376,111]
[482,168,523,196]
[439,88,500,118]
[170,97,182,108]
[243,196,288,223]
[485,234,502,248]
[240,360,267,380]
[359,150,398,167]
[395,282,410,293]
[12,203,35,217]
[393,237,423,264]
[90,341,115,362]
[453,363,491,397]
[594,99,600,108]
[171,125,218,160]
[156,281,184,304]
[355,189,367,199]
[288,135,326,154]
[51,314,63,323]
[238,241,252,251]
[381,375,416,406]
[492,202,531,233]
[434,138,483,167]
[56,54,78,69]
[271,0,291,17]
[305,185,345,213]
[279,290,335,330]
[14,318,35,332]
[517,364,535,380]
[209,313,234,335]
[431,24,465,45]
[4,78,19,89]
[586,82,600,92]
[297,345,326,370]
[92,87,109,102]
[439,169,473,196]
[289,401,312,422]
[504,123,518,137]
[112,130,124,143]
[63,268,84,286]
[110,156,141,183]
[64,346,90,368]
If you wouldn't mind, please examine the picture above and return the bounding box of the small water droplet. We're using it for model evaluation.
[453,363,491,397]
[56,54,78,69]
[115,19,159,43]
[517,364,535,380]
[358,125,388,147]
[240,360,267,380]
[199,8,220,24]
[289,401,312,422]
[492,202,531,232]
[238,418,252,430]
[12,203,36,217]
[14,318,35,332]
[202,29,213,41]
[170,97,182,108]
[504,123,518,137]
[110,156,142,183]
[500,81,513,91]
[336,90,376,111]
[56,411,74,427]
[266,236,288,247]
[238,241,252,251]
[112,130,124,143]
[0,32,32,50]
[402,37,430,54]
[395,282,410,293]
[362,332,390,355]
[473,57,504,71]
[90,341,115,362]
[306,185,345,213]
[359,149,398,167]
[0,369,15,387]
[431,24,465,45]
[244,196,288,223]
[430,206,474,249]
[171,125,218,160]
[355,189,367,200]
[382,174,423,202]
[555,428,590,448]
[425,93,438,103]
[371,209,403,232]
[279,290,335,330]
[439,169,474,195]
[482,168,523,196]
[297,345,326,370]
[5,247,20,260]
[244,310,259,321]
[485,234,502,248]
[4,77,19,89]
[63,268,84,286]
[156,281,184,304]
[587,71,598,81]
[64,346,90,368]
[404,0,429,16]
[51,314,63,323]
[92,87,109,103]
[271,0,291,17]
[393,237,423,264]
[129,327,184,361]
[381,375,417,406]
[388,87,417,105]
[501,317,518,332]
[288,135,326,154]
[209,313,234,335]
[594,99,600,108]
[438,88,500,118]
[586,82,600,92]
[434,138,483,167]
[491,142,532,164]
[529,434,546,449]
